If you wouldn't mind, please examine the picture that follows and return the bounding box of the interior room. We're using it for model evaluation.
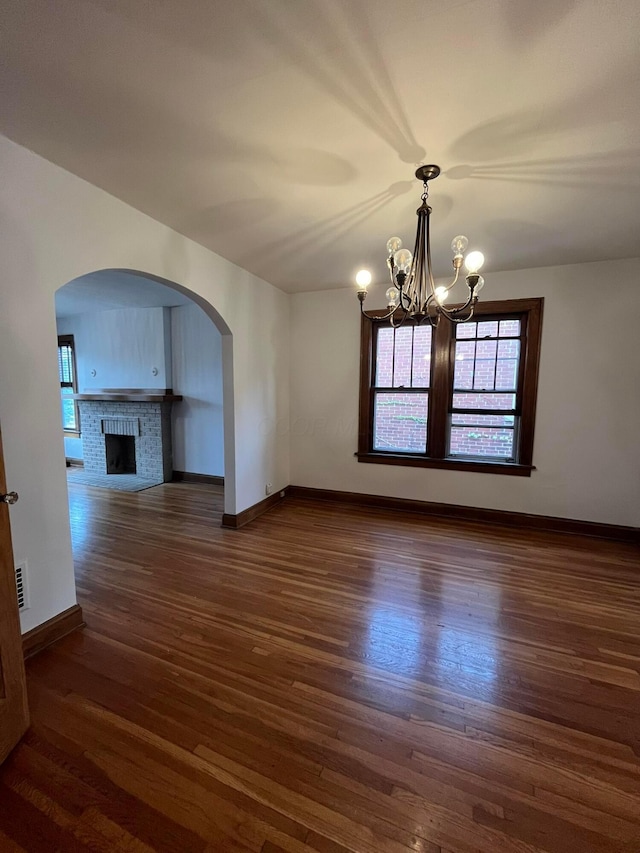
[55,270,226,492]
[0,1,639,851]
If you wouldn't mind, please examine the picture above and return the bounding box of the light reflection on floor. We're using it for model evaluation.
[435,624,498,701]
[434,577,500,702]
[67,489,93,555]
[366,605,424,677]
[364,567,500,702]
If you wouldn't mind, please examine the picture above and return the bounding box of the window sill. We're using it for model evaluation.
[355,452,535,477]
[63,431,81,438]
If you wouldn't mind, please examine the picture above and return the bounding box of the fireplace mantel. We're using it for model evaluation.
[73,388,182,403]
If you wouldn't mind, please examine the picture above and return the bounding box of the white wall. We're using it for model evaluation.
[171,303,224,477]
[0,135,289,634]
[57,307,174,460]
[290,258,640,528]
[58,307,172,391]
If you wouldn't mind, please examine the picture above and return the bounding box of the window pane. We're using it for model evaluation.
[499,319,521,336]
[454,318,523,396]
[473,339,497,390]
[61,388,77,431]
[452,392,516,410]
[449,425,515,459]
[456,322,477,339]
[375,327,394,386]
[477,321,499,338]
[496,339,520,390]
[373,393,428,453]
[453,340,475,389]
[375,324,432,389]
[411,325,432,387]
[393,327,413,388]
[58,344,74,384]
[452,413,515,427]
[497,339,520,358]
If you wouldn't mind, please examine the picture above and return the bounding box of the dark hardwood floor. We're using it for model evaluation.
[1,480,640,852]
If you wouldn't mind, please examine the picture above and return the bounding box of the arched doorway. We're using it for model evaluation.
[54,268,236,516]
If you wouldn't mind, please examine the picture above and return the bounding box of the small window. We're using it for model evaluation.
[58,335,80,433]
[358,299,543,476]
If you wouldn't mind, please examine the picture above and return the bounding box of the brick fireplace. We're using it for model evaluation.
[75,390,182,483]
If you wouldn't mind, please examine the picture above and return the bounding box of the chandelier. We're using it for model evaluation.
[355,165,485,325]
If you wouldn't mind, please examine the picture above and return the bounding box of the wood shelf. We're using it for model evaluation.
[73,388,183,402]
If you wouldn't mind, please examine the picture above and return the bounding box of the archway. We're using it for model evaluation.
[54,268,236,516]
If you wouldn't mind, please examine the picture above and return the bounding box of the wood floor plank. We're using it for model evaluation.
[1,480,639,851]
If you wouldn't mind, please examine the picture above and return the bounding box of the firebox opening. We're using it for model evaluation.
[105,434,136,475]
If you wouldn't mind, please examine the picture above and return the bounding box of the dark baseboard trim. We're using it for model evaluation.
[287,485,640,544]
[221,488,288,529]
[22,604,86,659]
[172,470,224,486]
[65,458,84,468]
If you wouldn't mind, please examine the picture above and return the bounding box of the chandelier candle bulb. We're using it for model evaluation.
[386,237,403,255]
[393,248,412,273]
[355,269,372,291]
[355,269,372,305]
[451,235,468,258]
[465,251,485,274]
[386,287,400,307]
[355,164,487,326]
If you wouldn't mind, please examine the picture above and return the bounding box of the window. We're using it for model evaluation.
[58,334,80,433]
[358,298,543,475]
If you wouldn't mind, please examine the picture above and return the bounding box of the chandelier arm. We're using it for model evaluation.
[393,271,411,312]
[390,308,408,328]
[405,203,426,313]
[425,206,437,300]
[444,306,476,323]
[359,302,399,322]
[423,293,439,327]
[447,292,477,316]
[388,258,397,287]
[399,281,412,311]
[419,207,430,313]
[439,296,477,322]
[443,268,460,291]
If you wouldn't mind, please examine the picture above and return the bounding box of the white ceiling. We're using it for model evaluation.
[55,270,192,317]
[2,0,639,293]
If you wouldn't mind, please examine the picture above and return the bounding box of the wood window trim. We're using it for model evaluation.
[357,298,544,476]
